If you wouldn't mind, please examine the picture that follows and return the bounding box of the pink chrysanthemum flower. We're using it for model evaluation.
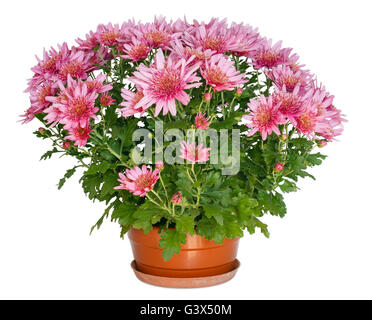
[19,106,39,124]
[58,49,93,82]
[201,54,247,92]
[180,142,210,164]
[316,119,344,141]
[43,103,64,127]
[171,18,189,33]
[184,18,238,54]
[195,113,211,129]
[133,17,179,49]
[252,38,292,69]
[66,124,91,147]
[301,86,346,140]
[114,165,160,197]
[120,37,151,62]
[272,86,304,122]
[130,50,201,116]
[229,22,262,57]
[171,192,183,204]
[287,53,309,74]
[52,78,99,129]
[294,102,327,138]
[244,95,286,140]
[76,31,99,50]
[96,23,124,46]
[169,40,216,67]
[100,94,115,106]
[29,83,57,113]
[44,77,77,126]
[302,86,334,118]
[119,89,149,117]
[268,65,311,93]
[26,43,70,92]
[85,74,112,94]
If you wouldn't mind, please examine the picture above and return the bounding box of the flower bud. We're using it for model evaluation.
[204,92,212,102]
[280,134,288,141]
[62,140,71,150]
[274,162,284,172]
[171,192,182,204]
[317,140,327,148]
[236,88,243,96]
[155,161,164,170]
[38,127,45,134]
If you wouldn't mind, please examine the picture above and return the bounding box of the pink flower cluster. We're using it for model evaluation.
[43,75,112,146]
[22,16,345,197]
[245,83,346,141]
[244,46,345,141]
[21,38,112,146]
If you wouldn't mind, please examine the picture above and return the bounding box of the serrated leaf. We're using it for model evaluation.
[246,216,270,238]
[159,229,187,261]
[112,202,136,226]
[204,205,226,225]
[279,180,298,193]
[90,202,115,234]
[175,215,195,234]
[85,161,111,175]
[57,167,77,190]
[196,216,225,244]
[258,191,287,217]
[40,147,59,161]
[132,202,168,234]
[101,170,119,196]
[306,152,327,166]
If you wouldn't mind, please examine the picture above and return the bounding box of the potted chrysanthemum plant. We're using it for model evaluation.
[21,17,345,288]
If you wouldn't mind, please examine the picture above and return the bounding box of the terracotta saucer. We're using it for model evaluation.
[130,259,240,288]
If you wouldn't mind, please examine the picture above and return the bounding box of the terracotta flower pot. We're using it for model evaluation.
[128,227,240,288]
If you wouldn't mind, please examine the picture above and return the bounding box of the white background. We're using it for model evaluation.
[1,0,371,300]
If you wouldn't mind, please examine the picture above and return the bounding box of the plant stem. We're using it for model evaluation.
[159,174,169,200]
[151,189,163,203]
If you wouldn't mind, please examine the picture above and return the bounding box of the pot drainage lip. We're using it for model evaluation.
[130,259,240,289]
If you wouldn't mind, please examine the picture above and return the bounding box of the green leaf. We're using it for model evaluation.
[90,202,116,234]
[85,161,111,175]
[246,216,270,238]
[196,217,224,243]
[223,217,244,239]
[306,152,327,166]
[236,195,258,224]
[112,202,136,226]
[159,229,187,261]
[57,167,77,190]
[80,174,102,200]
[258,191,287,218]
[132,202,168,234]
[279,180,298,193]
[175,215,195,234]
[204,205,227,225]
[40,147,59,160]
[101,170,119,197]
